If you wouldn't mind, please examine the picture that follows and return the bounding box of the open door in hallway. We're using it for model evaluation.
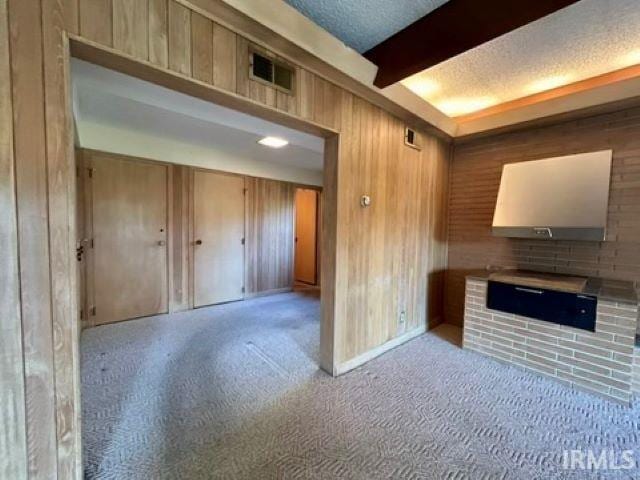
[86,153,169,325]
[294,188,318,285]
[193,170,245,307]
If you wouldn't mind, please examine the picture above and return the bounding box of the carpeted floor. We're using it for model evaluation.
[82,290,640,479]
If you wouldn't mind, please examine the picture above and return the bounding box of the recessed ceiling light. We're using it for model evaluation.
[258,136,289,148]
[525,75,572,95]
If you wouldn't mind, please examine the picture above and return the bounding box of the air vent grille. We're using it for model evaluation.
[404,127,420,150]
[252,53,273,83]
[274,64,293,91]
[250,49,294,94]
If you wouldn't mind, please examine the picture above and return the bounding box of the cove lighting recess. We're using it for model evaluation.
[524,75,573,95]
[258,136,289,148]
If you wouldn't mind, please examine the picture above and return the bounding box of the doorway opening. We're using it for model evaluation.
[294,187,320,287]
[72,57,326,325]
[71,48,334,477]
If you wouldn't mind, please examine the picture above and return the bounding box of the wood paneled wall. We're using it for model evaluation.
[4,0,450,477]
[245,177,295,295]
[1,1,26,477]
[6,0,80,478]
[171,164,191,312]
[446,106,640,326]
[334,97,450,361]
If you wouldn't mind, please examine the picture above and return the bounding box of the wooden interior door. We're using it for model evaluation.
[295,188,318,284]
[193,170,245,307]
[76,150,88,326]
[88,154,168,325]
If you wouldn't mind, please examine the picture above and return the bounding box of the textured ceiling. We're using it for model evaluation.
[401,0,640,117]
[283,0,449,53]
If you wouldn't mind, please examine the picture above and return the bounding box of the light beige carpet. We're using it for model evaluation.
[82,290,640,479]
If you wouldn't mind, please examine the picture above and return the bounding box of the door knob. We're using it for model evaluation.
[195,239,202,245]
[157,240,166,246]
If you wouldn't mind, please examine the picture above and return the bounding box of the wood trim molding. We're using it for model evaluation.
[333,325,426,376]
[68,35,339,139]
[456,79,640,139]
[455,95,640,143]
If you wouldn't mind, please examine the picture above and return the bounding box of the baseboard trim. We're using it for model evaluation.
[334,325,426,376]
[243,287,293,299]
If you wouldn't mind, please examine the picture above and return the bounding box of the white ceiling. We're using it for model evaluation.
[71,59,324,185]
[401,0,640,117]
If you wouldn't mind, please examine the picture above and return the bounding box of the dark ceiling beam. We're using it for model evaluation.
[364,0,581,88]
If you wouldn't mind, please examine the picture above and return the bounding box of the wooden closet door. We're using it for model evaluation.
[294,188,318,284]
[193,170,245,307]
[89,154,168,325]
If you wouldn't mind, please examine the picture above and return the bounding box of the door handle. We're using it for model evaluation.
[195,239,202,245]
[157,240,166,246]
[515,286,543,295]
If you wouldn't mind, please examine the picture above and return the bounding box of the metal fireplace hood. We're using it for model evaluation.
[492,150,613,241]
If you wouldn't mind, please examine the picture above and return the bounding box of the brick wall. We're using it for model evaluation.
[447,107,640,327]
[463,278,638,404]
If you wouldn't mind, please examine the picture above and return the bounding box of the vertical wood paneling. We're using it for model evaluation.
[212,23,236,91]
[5,0,455,474]
[318,76,340,130]
[42,0,81,475]
[275,54,298,116]
[245,177,295,294]
[62,0,79,34]
[276,85,297,115]
[0,1,26,477]
[8,0,57,475]
[168,0,191,75]
[79,0,113,46]
[234,36,249,98]
[296,68,314,121]
[148,0,168,68]
[332,95,450,363]
[425,137,450,326]
[113,0,148,59]
[447,107,640,326]
[171,164,190,312]
[190,11,213,84]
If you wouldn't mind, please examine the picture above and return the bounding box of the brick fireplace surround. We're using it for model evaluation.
[463,276,638,404]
